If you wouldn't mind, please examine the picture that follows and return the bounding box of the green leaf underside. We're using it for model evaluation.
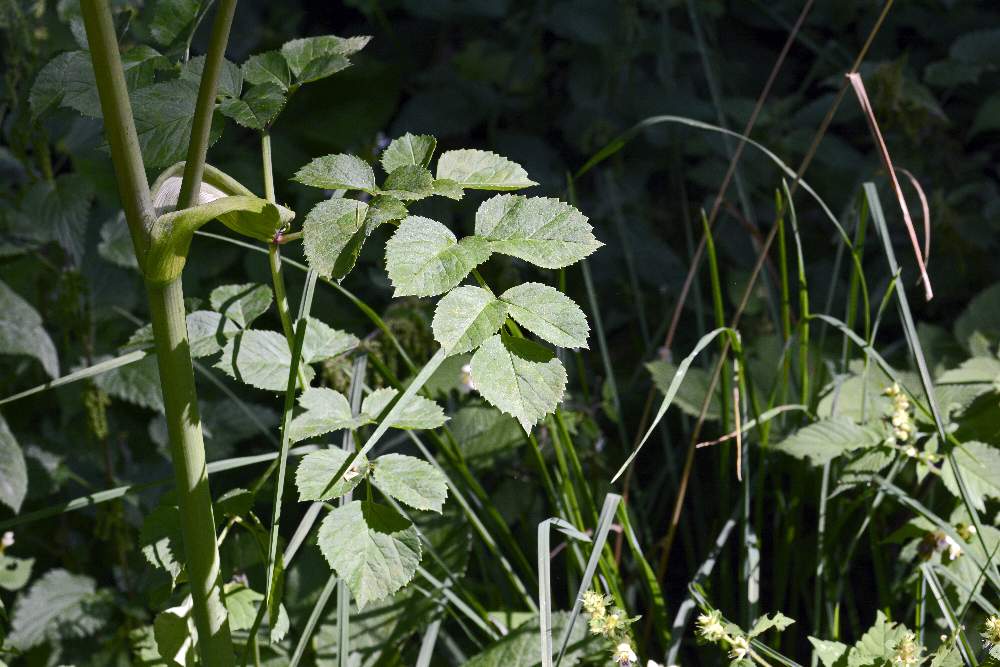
[215,330,315,392]
[500,282,589,349]
[748,612,795,638]
[360,387,447,430]
[381,133,436,173]
[470,334,567,432]
[475,194,601,269]
[301,317,359,364]
[318,500,421,608]
[296,447,369,502]
[95,354,164,411]
[293,154,377,193]
[302,198,371,279]
[210,283,273,329]
[371,453,449,512]
[385,216,491,297]
[772,416,882,466]
[432,286,507,354]
[435,149,536,190]
[150,0,199,45]
[8,570,108,651]
[366,195,409,228]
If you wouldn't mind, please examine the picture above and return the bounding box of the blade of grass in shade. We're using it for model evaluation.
[938,561,1000,617]
[416,619,443,667]
[781,180,813,408]
[865,183,999,584]
[0,349,149,406]
[553,493,622,667]
[776,190,793,410]
[702,210,732,434]
[921,564,977,666]
[288,575,336,667]
[617,502,670,647]
[538,517,593,667]
[603,173,650,348]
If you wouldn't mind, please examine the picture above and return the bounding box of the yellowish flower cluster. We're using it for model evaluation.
[982,615,1000,648]
[884,383,914,444]
[891,631,923,666]
[696,609,752,663]
[581,590,639,666]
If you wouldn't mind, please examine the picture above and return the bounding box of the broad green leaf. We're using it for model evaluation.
[296,448,369,501]
[8,570,111,650]
[772,417,882,467]
[139,504,184,583]
[301,317,359,364]
[500,282,589,348]
[95,354,164,411]
[808,638,850,667]
[223,583,263,631]
[132,78,224,169]
[365,194,408,229]
[372,453,448,512]
[153,599,195,666]
[384,216,492,297]
[381,133,436,173]
[0,280,59,378]
[431,286,507,354]
[0,554,33,592]
[748,612,795,638]
[20,173,93,265]
[30,51,99,119]
[288,387,360,443]
[215,330,315,392]
[360,387,447,430]
[317,500,421,608]
[242,51,292,90]
[180,55,243,99]
[280,34,371,81]
[432,178,465,200]
[450,404,525,466]
[98,215,139,269]
[940,441,1000,512]
[464,612,597,667]
[0,416,27,514]
[210,283,273,329]
[936,356,1000,385]
[435,149,536,191]
[474,194,601,269]
[125,310,240,359]
[293,154,377,193]
[219,82,286,130]
[646,360,720,421]
[850,612,908,666]
[470,333,567,432]
[382,165,434,200]
[149,0,199,45]
[302,198,371,279]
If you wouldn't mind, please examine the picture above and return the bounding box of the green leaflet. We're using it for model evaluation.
[500,282,589,349]
[381,133,437,173]
[179,55,243,99]
[149,0,200,45]
[382,165,435,201]
[435,149,536,191]
[0,280,60,378]
[296,448,369,502]
[280,35,371,81]
[139,504,184,583]
[218,82,286,131]
[300,318,359,364]
[153,598,196,666]
[747,611,795,638]
[125,310,240,359]
[131,78,224,169]
[317,501,421,609]
[223,583,264,632]
[0,416,27,514]
[210,283,273,329]
[448,404,525,467]
[293,154,378,193]
[771,416,883,467]
[474,194,602,269]
[940,440,1000,511]
[371,453,449,513]
[301,198,371,279]
[360,388,447,430]
[7,569,112,651]
[215,329,315,392]
[288,388,360,443]
[431,286,507,354]
[385,216,492,297]
[470,333,567,432]
[94,354,164,412]
[242,51,292,90]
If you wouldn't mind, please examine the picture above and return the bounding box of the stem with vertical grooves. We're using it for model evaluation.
[81,1,235,663]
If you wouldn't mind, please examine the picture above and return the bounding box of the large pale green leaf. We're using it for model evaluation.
[288,387,361,443]
[808,638,850,667]
[8,570,111,651]
[0,280,59,378]
[215,330,315,392]
[210,283,273,329]
[371,453,448,512]
[470,333,567,432]
[20,173,93,265]
[132,78,224,169]
[293,154,376,193]
[772,417,882,467]
[301,317,359,364]
[0,416,27,514]
[301,198,371,279]
[95,354,164,411]
[431,286,507,354]
[125,310,240,359]
[435,149,536,191]
[219,82,286,131]
[385,216,492,297]
[317,500,421,608]
[242,51,292,90]
[380,133,436,173]
[360,388,447,429]
[30,51,100,119]
[941,441,1000,512]
[474,194,601,269]
[296,448,369,501]
[500,282,589,349]
[149,0,199,45]
[280,34,371,83]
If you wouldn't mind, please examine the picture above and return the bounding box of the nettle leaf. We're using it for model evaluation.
[139,504,184,583]
[808,638,850,667]
[360,388,448,430]
[8,569,112,651]
[475,194,601,269]
[223,583,263,632]
[180,55,243,99]
[0,279,59,378]
[243,51,292,90]
[500,282,589,349]
[210,283,273,329]
[126,310,240,358]
[280,34,371,82]
[294,154,377,193]
[381,165,435,201]
[30,51,99,119]
[385,216,492,297]
[219,82,286,130]
[941,440,1000,512]
[95,354,164,411]
[0,416,27,514]
[318,500,421,609]
[215,330,315,392]
[435,149,536,191]
[772,417,881,467]
[302,198,371,279]
[381,133,437,173]
[470,333,567,432]
[288,387,360,443]
[296,448,369,501]
[301,317,359,364]
[852,612,909,665]
[21,173,94,266]
[132,78,224,169]
[431,286,507,354]
[748,612,795,638]
[372,453,448,512]
[149,0,200,46]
